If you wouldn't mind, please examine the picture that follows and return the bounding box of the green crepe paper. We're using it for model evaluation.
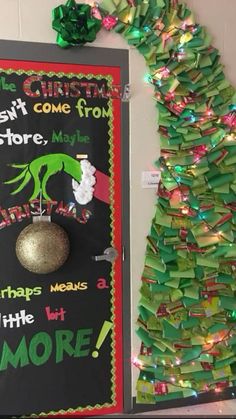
[180,361,203,374]
[154,391,183,401]
[191,371,213,381]
[147,316,162,331]
[95,0,236,404]
[139,296,160,315]
[208,323,227,334]
[208,173,234,189]
[142,265,162,280]
[138,306,150,322]
[196,255,219,269]
[183,286,199,300]
[214,356,236,370]
[145,253,166,273]
[220,296,236,311]
[136,391,156,404]
[138,354,156,367]
[136,328,155,347]
[155,205,172,227]
[170,288,183,302]
[199,353,213,362]
[182,317,199,329]
[100,0,118,14]
[136,379,155,395]
[190,335,206,346]
[212,365,232,380]
[162,320,182,339]
[165,278,180,289]
[169,269,195,278]
[154,367,166,380]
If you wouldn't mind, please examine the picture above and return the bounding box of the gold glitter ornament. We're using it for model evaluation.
[15,221,70,274]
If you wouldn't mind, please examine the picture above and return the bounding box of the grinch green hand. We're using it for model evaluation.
[4,153,82,201]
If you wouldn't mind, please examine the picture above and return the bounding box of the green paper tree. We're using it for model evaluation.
[99,0,236,404]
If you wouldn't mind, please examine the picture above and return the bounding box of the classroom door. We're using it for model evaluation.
[0,51,125,416]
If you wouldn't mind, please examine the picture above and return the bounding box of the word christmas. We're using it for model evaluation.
[23,75,127,99]
[0,200,91,230]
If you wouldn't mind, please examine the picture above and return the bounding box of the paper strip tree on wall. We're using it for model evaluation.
[53,0,236,404]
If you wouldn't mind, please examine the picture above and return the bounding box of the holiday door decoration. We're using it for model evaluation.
[0,55,123,416]
[52,0,236,407]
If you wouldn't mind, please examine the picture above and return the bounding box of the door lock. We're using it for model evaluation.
[93,247,118,263]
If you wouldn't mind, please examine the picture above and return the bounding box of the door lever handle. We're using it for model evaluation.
[93,247,118,263]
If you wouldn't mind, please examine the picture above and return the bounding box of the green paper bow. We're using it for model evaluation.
[52,0,101,48]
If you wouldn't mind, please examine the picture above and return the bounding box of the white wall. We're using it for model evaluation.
[0,0,235,398]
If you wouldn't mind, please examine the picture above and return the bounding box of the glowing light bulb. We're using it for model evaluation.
[189,114,196,123]
[206,109,213,116]
[144,73,152,84]
[162,67,170,78]
[175,165,184,173]
[127,12,133,23]
[170,376,176,382]
[132,356,143,368]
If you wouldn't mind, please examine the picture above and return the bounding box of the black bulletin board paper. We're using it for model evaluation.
[0,58,123,416]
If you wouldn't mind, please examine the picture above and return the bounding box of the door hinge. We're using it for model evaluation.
[122,246,125,262]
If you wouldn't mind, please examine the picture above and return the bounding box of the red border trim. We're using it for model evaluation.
[0,59,123,417]
[0,59,121,83]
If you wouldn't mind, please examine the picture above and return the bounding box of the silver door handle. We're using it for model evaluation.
[93,247,118,263]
